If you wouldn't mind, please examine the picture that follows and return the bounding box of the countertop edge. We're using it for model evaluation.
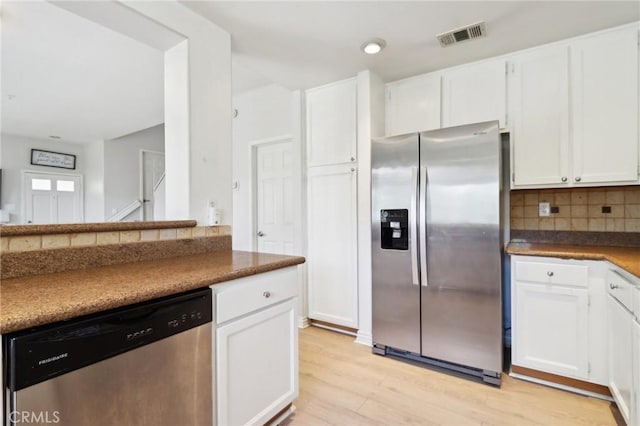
[505,243,640,280]
[0,255,305,335]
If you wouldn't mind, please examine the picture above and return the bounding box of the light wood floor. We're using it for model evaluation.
[285,326,621,426]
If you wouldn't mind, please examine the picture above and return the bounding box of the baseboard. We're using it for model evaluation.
[310,319,357,336]
[266,403,295,426]
[298,316,310,329]
[511,365,612,400]
[355,331,372,347]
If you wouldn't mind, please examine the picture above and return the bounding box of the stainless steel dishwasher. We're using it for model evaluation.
[3,288,213,426]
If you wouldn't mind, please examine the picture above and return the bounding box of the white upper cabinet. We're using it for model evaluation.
[306,78,357,167]
[511,46,571,186]
[571,27,639,185]
[442,58,507,128]
[511,25,639,188]
[386,73,441,136]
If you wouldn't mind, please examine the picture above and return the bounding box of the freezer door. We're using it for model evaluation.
[371,133,420,354]
[419,121,502,374]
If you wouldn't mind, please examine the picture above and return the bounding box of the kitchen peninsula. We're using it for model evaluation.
[0,221,305,426]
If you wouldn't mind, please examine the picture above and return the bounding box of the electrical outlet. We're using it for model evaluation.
[539,202,550,217]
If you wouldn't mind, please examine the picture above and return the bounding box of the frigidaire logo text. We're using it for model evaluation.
[38,353,68,366]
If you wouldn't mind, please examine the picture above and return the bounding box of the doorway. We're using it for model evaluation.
[253,139,294,255]
[23,171,83,224]
[140,150,165,221]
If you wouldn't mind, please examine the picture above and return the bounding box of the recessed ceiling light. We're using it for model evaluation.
[361,38,386,55]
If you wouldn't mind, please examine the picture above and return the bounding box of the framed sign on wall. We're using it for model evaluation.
[30,149,76,170]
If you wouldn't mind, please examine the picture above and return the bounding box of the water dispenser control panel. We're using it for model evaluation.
[380,209,408,250]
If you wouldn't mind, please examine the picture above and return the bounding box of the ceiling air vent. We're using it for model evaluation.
[437,22,487,47]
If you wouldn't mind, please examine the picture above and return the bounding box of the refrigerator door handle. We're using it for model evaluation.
[419,167,428,287]
[410,167,419,286]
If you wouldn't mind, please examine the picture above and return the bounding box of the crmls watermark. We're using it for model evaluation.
[9,411,60,424]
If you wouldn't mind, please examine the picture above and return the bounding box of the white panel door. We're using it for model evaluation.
[386,73,441,136]
[608,294,633,424]
[571,27,639,184]
[306,78,357,167]
[256,141,294,255]
[442,59,507,128]
[24,172,82,224]
[141,150,165,221]
[216,299,298,426]
[307,164,358,328]
[514,282,589,379]
[511,46,571,187]
[633,315,640,426]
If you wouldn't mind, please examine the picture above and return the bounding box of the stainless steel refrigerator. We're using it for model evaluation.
[371,120,503,385]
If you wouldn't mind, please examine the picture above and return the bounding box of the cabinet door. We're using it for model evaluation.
[607,294,633,424]
[306,78,357,167]
[633,317,640,426]
[386,73,441,136]
[511,47,571,187]
[216,299,298,426]
[513,283,589,379]
[571,28,639,184]
[442,59,507,128]
[307,164,358,328]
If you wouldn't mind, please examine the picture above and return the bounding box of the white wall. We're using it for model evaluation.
[103,124,164,220]
[0,133,87,224]
[124,1,232,225]
[232,84,293,250]
[355,71,386,346]
[84,140,105,222]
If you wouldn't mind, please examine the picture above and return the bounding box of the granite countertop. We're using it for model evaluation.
[0,250,305,334]
[506,242,640,279]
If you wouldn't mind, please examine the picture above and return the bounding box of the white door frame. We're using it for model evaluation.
[250,135,293,252]
[139,149,165,221]
[21,169,84,224]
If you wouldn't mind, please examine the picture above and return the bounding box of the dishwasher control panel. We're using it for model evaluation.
[5,287,212,392]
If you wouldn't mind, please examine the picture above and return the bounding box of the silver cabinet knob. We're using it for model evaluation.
[257,231,264,237]
[547,271,554,277]
[610,283,619,290]
[351,167,355,172]
[575,176,581,182]
[263,291,271,298]
[350,157,355,162]
[561,177,568,182]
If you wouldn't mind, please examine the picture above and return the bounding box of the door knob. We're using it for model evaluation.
[257,231,264,237]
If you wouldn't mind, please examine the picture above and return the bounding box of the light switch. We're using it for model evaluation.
[539,202,550,217]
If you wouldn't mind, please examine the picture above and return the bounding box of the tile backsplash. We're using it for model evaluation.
[511,186,640,232]
[1,225,232,253]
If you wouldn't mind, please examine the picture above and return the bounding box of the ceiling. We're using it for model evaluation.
[183,1,640,93]
[1,0,164,144]
[2,1,638,144]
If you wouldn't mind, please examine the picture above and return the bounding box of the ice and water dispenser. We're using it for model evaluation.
[380,209,408,250]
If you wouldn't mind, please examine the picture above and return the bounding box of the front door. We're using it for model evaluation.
[255,140,294,255]
[23,172,83,224]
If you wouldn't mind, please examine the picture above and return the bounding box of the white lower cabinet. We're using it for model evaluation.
[307,164,358,329]
[633,302,640,426]
[515,282,589,378]
[511,256,608,386]
[607,268,637,425]
[211,266,299,426]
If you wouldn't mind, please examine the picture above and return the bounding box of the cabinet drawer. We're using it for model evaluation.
[215,267,298,324]
[515,261,588,287]
[607,269,634,311]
